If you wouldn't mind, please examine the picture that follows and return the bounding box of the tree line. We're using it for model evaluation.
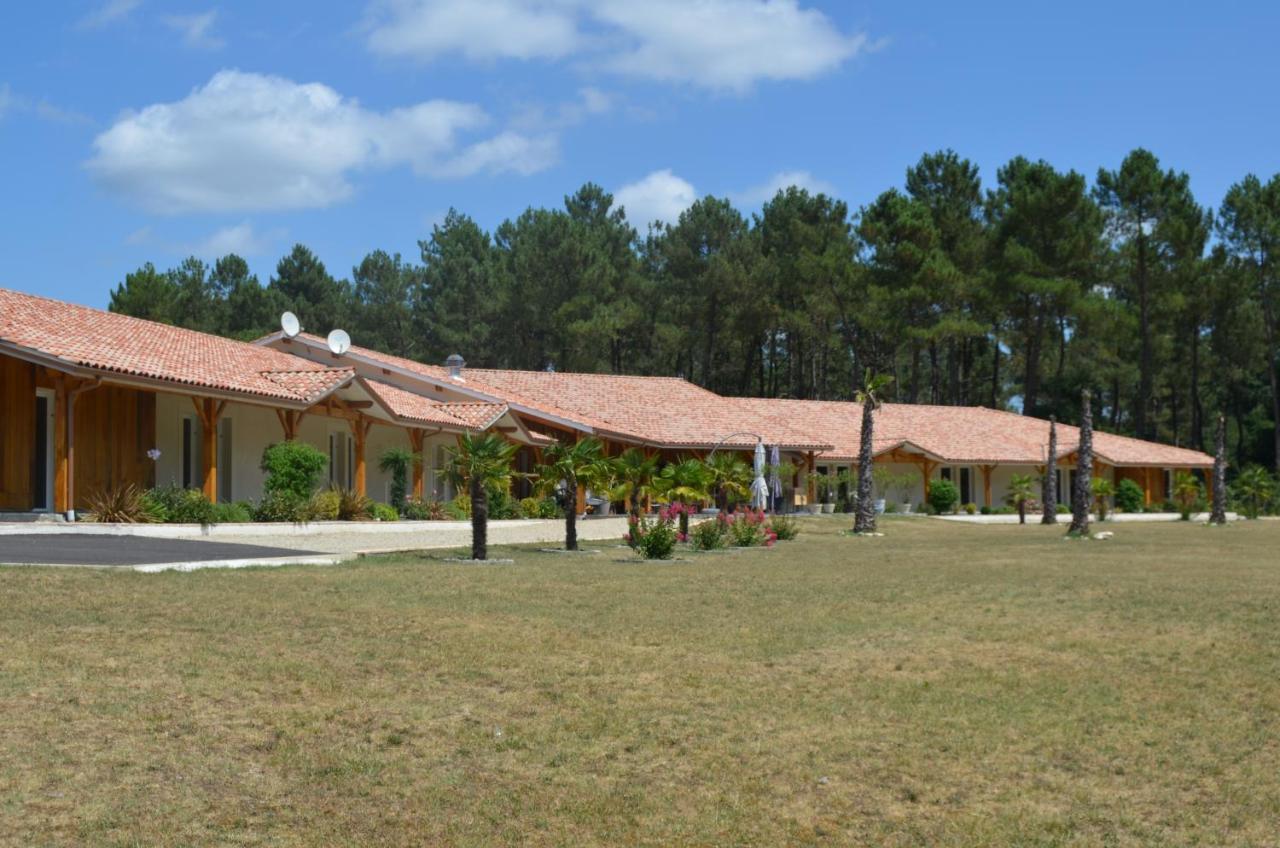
[108,149,1280,470]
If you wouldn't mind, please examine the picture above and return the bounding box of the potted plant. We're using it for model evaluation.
[818,477,836,513]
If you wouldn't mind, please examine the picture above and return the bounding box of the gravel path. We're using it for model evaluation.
[201,517,632,555]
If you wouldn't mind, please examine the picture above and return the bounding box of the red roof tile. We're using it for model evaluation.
[1,288,350,404]
[361,378,505,430]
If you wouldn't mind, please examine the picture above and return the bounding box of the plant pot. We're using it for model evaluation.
[899,502,912,514]
[874,498,886,515]
[821,503,835,514]
[805,504,821,515]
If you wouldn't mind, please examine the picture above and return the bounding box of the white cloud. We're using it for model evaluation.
[364,0,871,91]
[593,0,868,92]
[0,84,93,126]
[87,70,556,214]
[163,10,224,50]
[365,0,579,62]
[614,169,697,227]
[187,221,280,257]
[77,0,142,29]
[731,169,837,206]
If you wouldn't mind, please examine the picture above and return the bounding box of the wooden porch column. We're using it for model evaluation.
[805,451,816,505]
[980,464,995,509]
[1142,467,1155,506]
[349,414,372,497]
[575,433,587,515]
[408,429,425,500]
[192,397,226,502]
[53,377,69,514]
[275,409,306,441]
[918,459,938,502]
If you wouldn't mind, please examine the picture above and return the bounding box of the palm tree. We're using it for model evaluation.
[446,433,518,561]
[1211,414,1227,524]
[854,370,893,534]
[1091,477,1116,521]
[1233,465,1275,519]
[1041,417,1058,525]
[535,437,613,551]
[1007,473,1036,524]
[655,457,713,536]
[1068,390,1093,536]
[609,447,660,517]
[705,451,751,512]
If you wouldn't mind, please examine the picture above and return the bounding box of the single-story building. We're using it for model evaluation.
[1,286,1212,519]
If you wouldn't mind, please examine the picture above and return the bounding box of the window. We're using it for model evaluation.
[33,391,54,510]
[181,416,201,490]
[217,418,233,503]
[329,431,354,490]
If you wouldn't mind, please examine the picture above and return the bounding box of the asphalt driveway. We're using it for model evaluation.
[0,534,319,567]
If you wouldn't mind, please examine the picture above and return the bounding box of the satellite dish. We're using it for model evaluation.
[280,311,301,338]
[327,329,351,356]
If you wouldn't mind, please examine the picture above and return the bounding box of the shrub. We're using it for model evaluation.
[446,493,471,519]
[261,441,327,501]
[626,512,678,560]
[720,508,776,547]
[689,517,726,551]
[336,488,373,521]
[369,502,399,521]
[884,501,899,514]
[487,487,520,520]
[254,491,309,522]
[86,483,156,523]
[1115,478,1144,513]
[307,488,341,521]
[963,502,978,515]
[928,479,959,515]
[378,447,413,513]
[979,505,991,515]
[146,485,216,525]
[767,514,799,541]
[211,501,253,523]
[401,498,446,520]
[1056,503,1069,514]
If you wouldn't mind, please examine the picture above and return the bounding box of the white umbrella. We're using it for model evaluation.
[750,439,769,509]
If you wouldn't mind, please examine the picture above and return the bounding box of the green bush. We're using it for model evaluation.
[145,485,216,525]
[884,501,899,514]
[1115,478,1144,513]
[626,513,678,560]
[519,496,560,519]
[979,505,991,515]
[401,498,446,520]
[1056,503,1069,514]
[963,502,977,515]
[446,494,471,520]
[689,517,726,551]
[254,491,309,522]
[767,514,800,541]
[378,447,413,512]
[369,502,398,522]
[211,501,253,523]
[307,488,341,521]
[261,441,327,501]
[487,487,520,520]
[336,488,372,521]
[87,483,156,523]
[928,479,960,515]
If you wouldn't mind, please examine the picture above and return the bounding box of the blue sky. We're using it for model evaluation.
[2,0,1278,308]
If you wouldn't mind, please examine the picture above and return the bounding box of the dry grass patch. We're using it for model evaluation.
[1,519,1279,845]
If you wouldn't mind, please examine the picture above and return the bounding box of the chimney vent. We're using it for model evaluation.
[445,353,465,379]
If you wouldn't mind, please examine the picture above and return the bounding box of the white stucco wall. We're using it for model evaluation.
[153,391,460,504]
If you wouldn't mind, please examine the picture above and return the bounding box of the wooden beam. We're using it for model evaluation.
[980,464,995,508]
[349,413,372,497]
[805,451,816,506]
[53,376,68,513]
[200,397,219,502]
[408,428,425,500]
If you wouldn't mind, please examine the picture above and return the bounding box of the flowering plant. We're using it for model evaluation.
[626,509,679,560]
[689,516,727,551]
[719,508,777,547]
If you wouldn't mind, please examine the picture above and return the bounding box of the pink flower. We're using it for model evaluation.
[677,532,688,542]
[623,533,632,542]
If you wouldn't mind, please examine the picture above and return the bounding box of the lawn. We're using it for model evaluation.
[2,519,1278,846]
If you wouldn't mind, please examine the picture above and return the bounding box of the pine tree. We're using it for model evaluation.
[1211,414,1228,524]
[1069,391,1094,535]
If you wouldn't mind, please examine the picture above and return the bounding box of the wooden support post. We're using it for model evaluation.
[918,459,938,502]
[408,428,425,500]
[805,451,816,506]
[53,376,68,514]
[349,413,372,497]
[980,464,994,509]
[1142,467,1154,506]
[192,397,226,503]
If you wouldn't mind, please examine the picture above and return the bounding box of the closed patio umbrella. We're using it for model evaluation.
[750,439,769,510]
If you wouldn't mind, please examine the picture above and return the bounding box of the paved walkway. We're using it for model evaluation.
[0,534,325,568]
[187,517,633,556]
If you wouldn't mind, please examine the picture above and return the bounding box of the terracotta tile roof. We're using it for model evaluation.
[0,288,350,404]
[739,398,1212,468]
[361,379,504,430]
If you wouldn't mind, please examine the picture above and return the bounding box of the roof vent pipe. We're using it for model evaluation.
[445,353,465,379]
